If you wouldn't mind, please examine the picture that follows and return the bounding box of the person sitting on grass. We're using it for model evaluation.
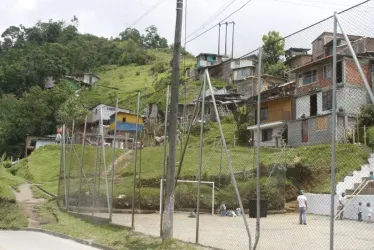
[220,203,227,217]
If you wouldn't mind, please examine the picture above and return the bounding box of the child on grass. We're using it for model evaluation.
[367,202,372,223]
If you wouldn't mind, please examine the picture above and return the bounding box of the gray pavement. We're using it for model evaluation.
[0,231,99,250]
[89,212,374,250]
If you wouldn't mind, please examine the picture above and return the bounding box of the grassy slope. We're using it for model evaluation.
[80,50,197,108]
[0,167,28,228]
[12,145,126,195]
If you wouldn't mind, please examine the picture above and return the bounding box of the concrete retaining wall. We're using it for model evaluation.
[305,193,374,221]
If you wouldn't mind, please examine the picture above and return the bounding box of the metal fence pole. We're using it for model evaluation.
[160,86,170,237]
[67,120,75,211]
[206,69,252,249]
[253,47,262,250]
[62,124,67,209]
[57,127,64,207]
[132,91,141,228]
[110,97,118,221]
[92,130,100,213]
[330,12,338,250]
[335,14,374,104]
[78,116,87,212]
[196,71,206,244]
[100,108,111,216]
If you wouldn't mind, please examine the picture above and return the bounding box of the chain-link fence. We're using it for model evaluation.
[57,1,374,249]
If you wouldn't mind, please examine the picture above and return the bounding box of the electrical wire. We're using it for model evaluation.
[128,0,168,28]
[185,0,254,44]
[184,0,238,41]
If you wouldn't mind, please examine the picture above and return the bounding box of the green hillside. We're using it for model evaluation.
[0,166,28,228]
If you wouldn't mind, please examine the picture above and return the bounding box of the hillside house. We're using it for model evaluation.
[231,55,257,83]
[109,111,144,135]
[87,104,130,127]
[287,32,374,146]
[236,74,287,98]
[66,73,100,86]
[247,81,296,147]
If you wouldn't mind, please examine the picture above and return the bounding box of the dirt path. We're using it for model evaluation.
[13,184,47,228]
[102,150,133,178]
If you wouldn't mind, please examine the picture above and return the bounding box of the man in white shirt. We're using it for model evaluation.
[337,192,347,220]
[297,190,308,225]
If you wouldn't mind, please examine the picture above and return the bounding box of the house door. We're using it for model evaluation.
[310,94,317,116]
[302,120,308,143]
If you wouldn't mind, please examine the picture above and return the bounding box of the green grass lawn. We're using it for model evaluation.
[0,166,28,228]
[34,199,203,250]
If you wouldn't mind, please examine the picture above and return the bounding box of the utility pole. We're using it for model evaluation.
[225,22,228,56]
[163,0,183,242]
[218,23,221,55]
[231,22,235,58]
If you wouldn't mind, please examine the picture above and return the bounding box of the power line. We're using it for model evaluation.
[266,0,349,10]
[186,0,254,44]
[184,0,238,41]
[237,0,371,60]
[128,0,168,28]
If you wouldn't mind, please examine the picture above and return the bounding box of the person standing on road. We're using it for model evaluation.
[337,192,347,220]
[297,190,307,225]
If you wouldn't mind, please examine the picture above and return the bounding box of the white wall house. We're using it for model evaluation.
[83,73,100,86]
[231,58,255,82]
[295,86,367,119]
[88,104,130,123]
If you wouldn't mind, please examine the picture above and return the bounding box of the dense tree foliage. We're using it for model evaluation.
[262,31,287,77]
[0,17,169,155]
[0,18,168,96]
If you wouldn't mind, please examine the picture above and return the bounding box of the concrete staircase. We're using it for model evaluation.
[336,153,374,196]
[345,177,374,195]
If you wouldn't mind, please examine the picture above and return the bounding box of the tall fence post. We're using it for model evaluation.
[67,120,75,211]
[330,12,338,250]
[253,47,262,250]
[196,71,206,244]
[160,85,170,237]
[78,116,87,212]
[110,97,118,221]
[132,91,141,228]
[62,124,67,209]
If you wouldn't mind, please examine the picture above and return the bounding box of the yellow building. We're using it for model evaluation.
[109,111,144,134]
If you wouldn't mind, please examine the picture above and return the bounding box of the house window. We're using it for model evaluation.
[323,64,332,79]
[262,129,273,142]
[303,70,317,85]
[298,74,303,86]
[235,60,240,67]
[237,67,254,79]
[337,61,342,83]
[260,108,268,121]
[122,117,127,122]
[316,116,328,131]
[322,90,333,111]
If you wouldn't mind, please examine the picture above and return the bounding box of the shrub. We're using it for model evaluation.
[1,161,12,169]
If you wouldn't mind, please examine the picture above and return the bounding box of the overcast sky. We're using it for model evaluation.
[0,0,367,57]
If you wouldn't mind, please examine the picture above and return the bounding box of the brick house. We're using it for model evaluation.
[287,32,374,146]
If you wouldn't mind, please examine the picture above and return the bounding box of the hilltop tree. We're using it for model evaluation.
[262,31,287,77]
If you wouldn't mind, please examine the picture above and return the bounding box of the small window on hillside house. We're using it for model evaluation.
[337,61,342,83]
[303,70,317,85]
[298,74,303,86]
[322,90,333,111]
[262,129,273,142]
[260,108,268,121]
[235,60,240,67]
[122,117,127,122]
[323,64,332,79]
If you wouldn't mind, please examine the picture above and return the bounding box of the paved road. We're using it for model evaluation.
[0,231,99,250]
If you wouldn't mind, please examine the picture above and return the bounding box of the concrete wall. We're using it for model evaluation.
[288,115,332,147]
[252,125,284,147]
[305,193,374,221]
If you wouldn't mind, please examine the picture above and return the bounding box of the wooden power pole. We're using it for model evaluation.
[162,0,184,241]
